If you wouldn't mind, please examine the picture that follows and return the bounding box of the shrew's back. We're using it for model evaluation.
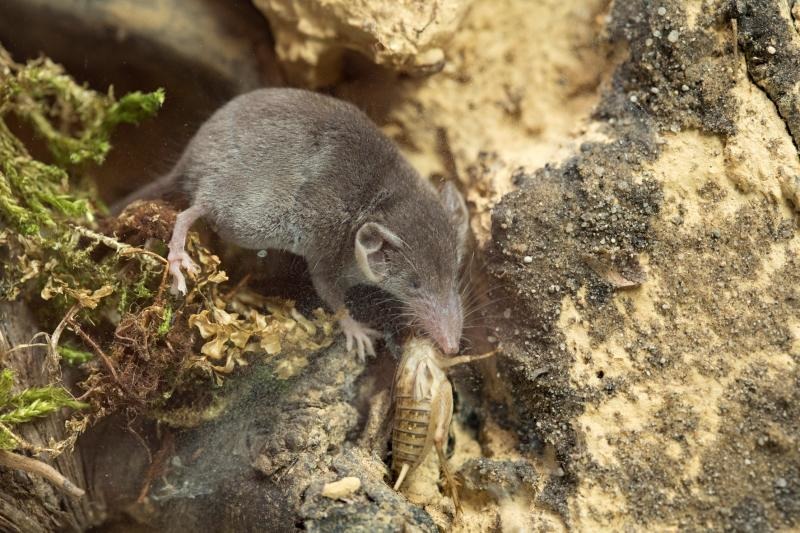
[175,88,410,253]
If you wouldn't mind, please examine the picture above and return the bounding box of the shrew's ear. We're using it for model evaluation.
[440,181,469,262]
[355,222,403,282]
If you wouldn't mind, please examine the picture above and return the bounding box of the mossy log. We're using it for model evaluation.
[0,301,96,532]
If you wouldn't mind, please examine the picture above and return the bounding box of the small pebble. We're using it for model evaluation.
[503,308,512,319]
[775,478,788,488]
[630,94,639,103]
[681,84,689,91]
[767,45,776,55]
[523,255,533,264]
[321,477,361,500]
[657,6,667,15]
[667,30,679,43]
[645,38,653,46]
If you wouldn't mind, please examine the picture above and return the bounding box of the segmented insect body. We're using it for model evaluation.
[391,338,450,482]
[391,338,494,510]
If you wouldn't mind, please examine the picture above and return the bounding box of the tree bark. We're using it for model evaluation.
[0,301,98,532]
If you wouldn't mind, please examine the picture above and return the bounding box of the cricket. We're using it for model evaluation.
[391,337,497,510]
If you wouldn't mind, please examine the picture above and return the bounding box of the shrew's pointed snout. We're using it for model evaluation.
[424,291,463,355]
[437,335,460,355]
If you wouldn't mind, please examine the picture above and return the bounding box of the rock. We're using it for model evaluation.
[321,477,362,500]
[735,0,800,149]
[253,0,473,86]
[301,449,437,532]
[481,1,800,530]
[779,171,800,210]
[458,458,538,500]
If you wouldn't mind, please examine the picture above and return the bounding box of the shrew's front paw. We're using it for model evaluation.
[339,313,380,362]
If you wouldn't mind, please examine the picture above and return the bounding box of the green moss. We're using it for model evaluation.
[0,44,166,451]
[58,345,94,365]
[0,44,164,310]
[0,46,162,235]
[0,425,18,450]
[4,53,164,168]
[157,305,173,337]
[133,277,154,299]
[0,369,86,449]
[105,88,166,130]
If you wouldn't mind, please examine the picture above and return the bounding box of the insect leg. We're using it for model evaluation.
[433,380,461,514]
[435,348,498,369]
[393,463,410,490]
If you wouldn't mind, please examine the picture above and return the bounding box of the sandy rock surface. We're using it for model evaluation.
[335,0,799,529]
[253,0,472,86]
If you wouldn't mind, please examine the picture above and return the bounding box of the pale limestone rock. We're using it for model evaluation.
[321,477,362,500]
[253,0,472,86]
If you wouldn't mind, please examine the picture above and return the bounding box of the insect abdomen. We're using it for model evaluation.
[392,395,432,472]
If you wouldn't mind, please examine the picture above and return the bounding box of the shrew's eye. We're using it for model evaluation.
[410,277,421,290]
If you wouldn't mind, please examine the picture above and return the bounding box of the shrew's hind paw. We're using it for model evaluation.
[168,250,197,296]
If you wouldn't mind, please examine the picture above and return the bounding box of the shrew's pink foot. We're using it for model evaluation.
[339,313,380,362]
[167,204,205,296]
[167,249,199,295]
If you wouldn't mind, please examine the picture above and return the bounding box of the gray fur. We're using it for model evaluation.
[133,88,468,353]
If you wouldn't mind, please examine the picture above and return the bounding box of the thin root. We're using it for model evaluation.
[136,429,174,503]
[0,343,49,357]
[48,304,80,377]
[0,450,85,498]
[67,319,120,385]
